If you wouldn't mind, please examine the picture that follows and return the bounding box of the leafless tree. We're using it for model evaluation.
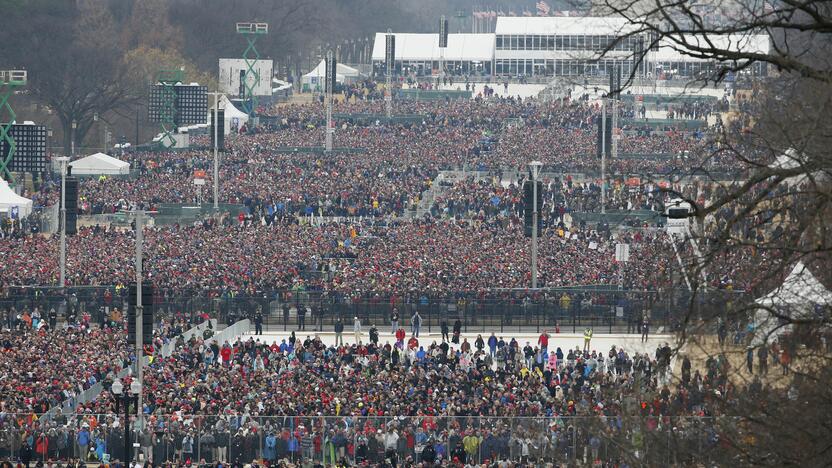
[583,1,832,464]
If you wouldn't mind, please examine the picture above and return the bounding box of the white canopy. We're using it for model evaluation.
[372,33,495,62]
[189,95,249,135]
[69,152,130,175]
[495,16,633,36]
[177,95,249,136]
[0,179,33,218]
[652,34,771,62]
[767,148,826,186]
[302,60,361,86]
[751,262,832,345]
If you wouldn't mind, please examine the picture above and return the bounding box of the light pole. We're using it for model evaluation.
[385,29,393,118]
[529,160,542,289]
[70,120,77,157]
[133,209,146,434]
[600,99,606,214]
[208,91,224,211]
[56,156,69,287]
[93,112,101,152]
[325,50,334,152]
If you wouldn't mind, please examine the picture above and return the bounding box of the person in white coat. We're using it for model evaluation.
[354,316,362,344]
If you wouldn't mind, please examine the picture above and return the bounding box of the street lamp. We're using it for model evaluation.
[55,156,69,288]
[528,161,543,289]
[70,120,77,157]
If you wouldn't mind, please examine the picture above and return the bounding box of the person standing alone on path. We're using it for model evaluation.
[583,327,593,352]
[254,311,263,335]
[297,304,306,331]
[411,311,422,337]
[390,308,399,334]
[334,317,344,346]
[354,316,362,344]
[641,315,650,343]
[538,330,549,356]
[758,344,769,375]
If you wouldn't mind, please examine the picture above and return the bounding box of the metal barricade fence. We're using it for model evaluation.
[38,319,226,424]
[0,414,719,465]
[0,286,749,335]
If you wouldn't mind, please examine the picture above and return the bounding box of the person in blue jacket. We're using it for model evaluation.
[76,425,91,462]
[487,333,498,357]
[263,432,277,461]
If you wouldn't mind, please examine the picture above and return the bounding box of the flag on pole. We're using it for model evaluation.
[536,1,551,16]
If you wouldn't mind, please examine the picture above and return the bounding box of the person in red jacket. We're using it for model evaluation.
[407,336,419,350]
[538,331,549,356]
[220,343,232,366]
[35,432,48,458]
[395,328,406,349]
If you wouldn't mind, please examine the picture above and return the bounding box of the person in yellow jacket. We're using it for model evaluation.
[583,327,593,352]
[463,432,480,463]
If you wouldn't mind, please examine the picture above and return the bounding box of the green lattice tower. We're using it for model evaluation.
[0,70,27,184]
[236,22,268,122]
[157,69,184,148]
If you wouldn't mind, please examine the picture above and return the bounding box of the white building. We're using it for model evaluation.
[372,16,770,79]
[650,34,771,78]
[494,16,643,77]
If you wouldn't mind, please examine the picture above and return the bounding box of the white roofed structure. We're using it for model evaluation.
[751,262,832,346]
[68,152,131,176]
[494,16,635,35]
[0,179,33,218]
[371,33,495,63]
[371,33,495,76]
[373,16,771,79]
[302,59,362,88]
[652,34,771,62]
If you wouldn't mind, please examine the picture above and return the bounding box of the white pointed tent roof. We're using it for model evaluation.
[302,59,360,84]
[767,148,827,186]
[751,262,832,345]
[68,152,130,175]
[0,179,33,218]
[183,95,248,135]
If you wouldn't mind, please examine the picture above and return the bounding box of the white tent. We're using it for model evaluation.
[371,33,495,63]
[751,262,832,345]
[767,148,826,186]
[69,152,131,175]
[0,179,33,218]
[302,60,361,88]
[216,95,248,134]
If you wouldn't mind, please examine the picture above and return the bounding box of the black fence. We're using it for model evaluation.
[0,286,746,334]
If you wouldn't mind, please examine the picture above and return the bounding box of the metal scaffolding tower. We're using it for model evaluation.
[155,69,183,148]
[0,70,27,184]
[236,22,268,124]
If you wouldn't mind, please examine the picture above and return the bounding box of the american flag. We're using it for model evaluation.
[536,1,551,16]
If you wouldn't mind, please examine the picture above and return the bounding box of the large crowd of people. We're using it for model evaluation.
[1,315,753,467]
[0,82,800,467]
[25,97,751,220]
[0,217,676,294]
